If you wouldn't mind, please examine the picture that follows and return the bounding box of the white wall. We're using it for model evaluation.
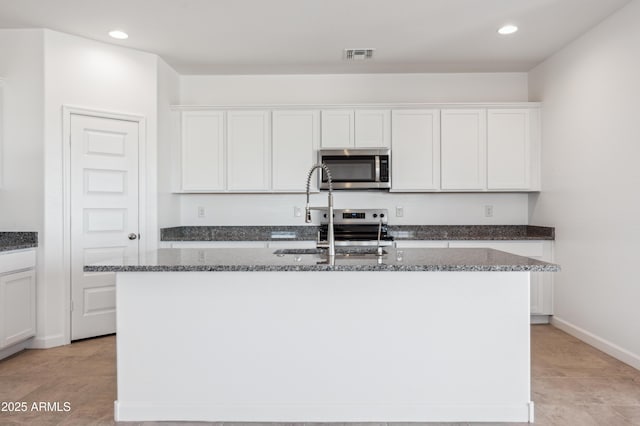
[181,73,529,105]
[157,58,181,228]
[38,30,159,347]
[529,0,640,369]
[0,29,44,230]
[177,72,531,226]
[181,193,529,226]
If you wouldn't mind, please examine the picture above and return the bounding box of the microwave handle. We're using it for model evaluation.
[375,156,381,182]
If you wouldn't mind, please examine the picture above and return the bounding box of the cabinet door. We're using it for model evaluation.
[487,109,531,190]
[272,110,320,192]
[391,109,440,191]
[395,241,449,248]
[321,110,354,148]
[441,109,487,190]
[181,111,225,191]
[0,270,36,348]
[227,111,271,191]
[355,109,391,148]
[448,241,553,315]
[170,242,267,248]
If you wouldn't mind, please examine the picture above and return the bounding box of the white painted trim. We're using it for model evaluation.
[171,102,541,111]
[0,337,31,360]
[115,401,531,423]
[551,316,640,370]
[62,105,148,343]
[530,314,551,324]
[28,334,67,349]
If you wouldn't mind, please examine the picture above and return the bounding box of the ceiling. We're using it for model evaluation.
[0,0,631,75]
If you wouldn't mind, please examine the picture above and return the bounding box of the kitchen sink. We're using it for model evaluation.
[273,247,388,256]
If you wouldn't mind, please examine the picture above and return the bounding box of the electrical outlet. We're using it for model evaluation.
[396,206,404,217]
[484,205,494,218]
[197,206,205,218]
[294,206,302,217]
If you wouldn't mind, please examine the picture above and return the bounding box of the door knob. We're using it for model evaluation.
[128,233,138,240]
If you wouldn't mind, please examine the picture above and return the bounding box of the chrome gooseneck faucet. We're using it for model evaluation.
[305,163,335,257]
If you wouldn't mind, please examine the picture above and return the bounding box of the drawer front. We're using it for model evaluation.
[395,241,449,249]
[170,242,268,249]
[0,250,36,275]
[448,241,545,258]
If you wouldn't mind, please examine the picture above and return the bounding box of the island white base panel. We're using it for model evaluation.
[115,271,531,423]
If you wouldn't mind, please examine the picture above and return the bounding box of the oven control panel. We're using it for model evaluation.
[321,209,388,225]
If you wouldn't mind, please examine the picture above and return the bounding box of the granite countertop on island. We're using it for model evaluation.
[160,225,554,242]
[85,247,560,273]
[0,232,38,252]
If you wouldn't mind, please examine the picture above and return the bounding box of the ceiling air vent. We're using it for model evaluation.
[344,48,375,60]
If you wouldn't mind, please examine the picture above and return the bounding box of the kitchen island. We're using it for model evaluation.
[86,247,559,423]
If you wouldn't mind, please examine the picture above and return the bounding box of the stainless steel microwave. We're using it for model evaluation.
[319,148,391,190]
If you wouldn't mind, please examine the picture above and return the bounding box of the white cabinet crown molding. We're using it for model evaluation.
[170,102,541,111]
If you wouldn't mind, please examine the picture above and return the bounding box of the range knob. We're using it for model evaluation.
[380,213,385,218]
[373,213,378,218]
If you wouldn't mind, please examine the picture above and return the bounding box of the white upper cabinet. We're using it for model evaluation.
[487,109,538,190]
[391,109,440,191]
[227,111,271,191]
[175,104,540,193]
[321,109,390,148]
[272,110,320,192]
[321,110,354,148]
[181,111,225,191]
[355,109,391,148]
[440,109,487,190]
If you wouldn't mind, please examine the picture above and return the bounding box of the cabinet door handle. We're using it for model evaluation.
[128,233,138,240]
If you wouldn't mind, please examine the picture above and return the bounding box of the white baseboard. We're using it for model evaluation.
[0,339,32,360]
[551,316,640,371]
[28,333,68,349]
[530,314,550,324]
[114,401,532,423]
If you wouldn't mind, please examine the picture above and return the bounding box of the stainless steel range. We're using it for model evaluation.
[319,209,394,247]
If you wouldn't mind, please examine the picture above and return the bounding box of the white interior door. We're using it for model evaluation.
[70,114,139,340]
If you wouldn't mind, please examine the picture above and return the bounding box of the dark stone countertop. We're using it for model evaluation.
[84,247,560,273]
[0,232,38,252]
[160,225,554,242]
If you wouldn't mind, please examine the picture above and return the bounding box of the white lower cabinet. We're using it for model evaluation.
[168,241,317,249]
[169,242,268,249]
[448,240,553,317]
[395,240,448,248]
[0,249,36,351]
[267,241,316,249]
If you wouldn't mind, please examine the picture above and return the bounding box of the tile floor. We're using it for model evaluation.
[0,325,639,425]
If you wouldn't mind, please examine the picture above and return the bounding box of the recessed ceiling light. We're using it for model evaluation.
[108,30,129,40]
[498,25,518,35]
